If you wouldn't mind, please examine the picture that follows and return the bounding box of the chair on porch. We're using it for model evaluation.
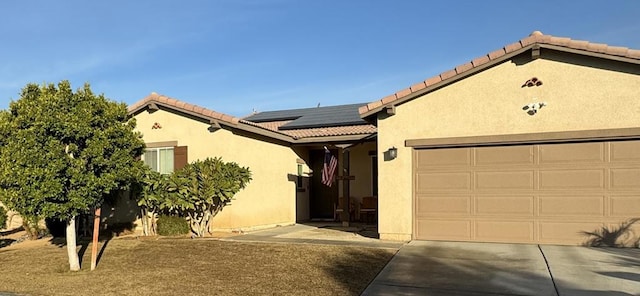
[359,196,377,224]
[334,197,356,221]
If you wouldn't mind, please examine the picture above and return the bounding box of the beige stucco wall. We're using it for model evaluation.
[377,52,640,241]
[133,109,305,232]
[349,141,377,200]
[0,201,23,230]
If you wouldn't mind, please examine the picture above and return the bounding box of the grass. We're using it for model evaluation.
[0,238,395,296]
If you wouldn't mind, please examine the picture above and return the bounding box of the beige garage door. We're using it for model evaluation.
[414,140,640,245]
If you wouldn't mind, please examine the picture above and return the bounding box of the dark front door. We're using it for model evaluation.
[309,149,339,219]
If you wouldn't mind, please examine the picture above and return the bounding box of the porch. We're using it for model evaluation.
[294,139,378,226]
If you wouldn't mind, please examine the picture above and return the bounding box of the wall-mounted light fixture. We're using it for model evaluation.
[388,147,398,160]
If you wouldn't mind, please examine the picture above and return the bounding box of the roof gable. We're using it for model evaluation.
[359,31,640,118]
[128,92,241,126]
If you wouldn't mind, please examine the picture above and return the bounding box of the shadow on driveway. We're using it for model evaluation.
[363,241,640,296]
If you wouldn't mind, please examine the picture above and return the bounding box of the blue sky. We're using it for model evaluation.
[1,1,639,116]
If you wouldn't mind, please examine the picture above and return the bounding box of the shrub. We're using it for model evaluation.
[156,215,189,236]
[45,218,67,237]
[0,206,6,230]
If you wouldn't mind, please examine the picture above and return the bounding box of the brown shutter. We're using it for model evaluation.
[174,146,188,170]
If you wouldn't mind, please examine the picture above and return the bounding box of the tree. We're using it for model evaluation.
[0,81,145,271]
[0,205,7,230]
[171,157,251,237]
[136,157,252,237]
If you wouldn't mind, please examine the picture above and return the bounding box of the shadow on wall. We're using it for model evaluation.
[582,218,640,248]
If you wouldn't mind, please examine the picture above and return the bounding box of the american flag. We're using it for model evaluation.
[322,149,337,187]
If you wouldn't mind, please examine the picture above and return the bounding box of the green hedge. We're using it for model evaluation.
[0,206,6,230]
[157,215,190,236]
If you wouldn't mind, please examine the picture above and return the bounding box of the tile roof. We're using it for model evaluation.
[240,119,376,139]
[128,92,241,125]
[128,93,376,142]
[244,103,368,129]
[359,31,640,117]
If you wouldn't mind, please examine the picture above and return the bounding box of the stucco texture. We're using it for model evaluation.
[134,109,304,231]
[376,51,640,240]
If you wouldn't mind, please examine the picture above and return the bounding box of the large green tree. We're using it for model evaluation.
[0,81,145,271]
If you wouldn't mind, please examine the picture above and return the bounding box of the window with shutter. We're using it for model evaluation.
[142,144,188,174]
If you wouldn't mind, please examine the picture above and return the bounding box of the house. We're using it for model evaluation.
[125,95,377,232]
[360,31,640,245]
[8,31,638,247]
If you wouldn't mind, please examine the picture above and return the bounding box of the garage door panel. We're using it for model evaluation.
[610,168,640,189]
[416,219,471,240]
[476,195,534,216]
[610,195,640,216]
[475,171,534,190]
[611,141,640,162]
[539,222,604,244]
[414,140,640,245]
[539,169,604,189]
[538,196,605,217]
[475,221,535,242]
[416,195,471,215]
[475,146,533,165]
[416,148,471,167]
[539,142,605,164]
[416,172,471,192]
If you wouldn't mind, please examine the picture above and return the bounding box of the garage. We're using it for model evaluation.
[412,137,640,245]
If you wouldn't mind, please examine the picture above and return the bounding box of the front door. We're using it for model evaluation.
[309,149,339,219]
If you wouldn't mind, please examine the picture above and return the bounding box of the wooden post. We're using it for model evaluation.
[90,207,101,271]
[341,149,350,227]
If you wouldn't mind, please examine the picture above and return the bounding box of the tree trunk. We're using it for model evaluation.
[66,216,81,271]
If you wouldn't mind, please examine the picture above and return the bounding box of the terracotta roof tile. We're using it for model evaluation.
[488,48,506,60]
[360,31,640,116]
[455,62,473,74]
[607,45,628,56]
[358,105,369,114]
[424,75,442,86]
[587,42,607,53]
[221,114,234,123]
[519,35,539,47]
[395,88,412,99]
[471,55,490,67]
[440,69,457,80]
[242,120,376,139]
[628,49,640,59]
[366,100,383,110]
[504,41,523,53]
[568,39,589,50]
[381,94,398,104]
[549,36,571,46]
[410,81,426,92]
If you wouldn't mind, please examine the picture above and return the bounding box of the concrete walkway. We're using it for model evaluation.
[362,241,640,296]
[221,223,406,249]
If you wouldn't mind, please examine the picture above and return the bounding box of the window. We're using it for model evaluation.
[144,147,174,174]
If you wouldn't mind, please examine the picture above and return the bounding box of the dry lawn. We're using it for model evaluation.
[0,237,395,296]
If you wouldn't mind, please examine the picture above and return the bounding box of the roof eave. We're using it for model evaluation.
[359,44,534,119]
[292,133,376,144]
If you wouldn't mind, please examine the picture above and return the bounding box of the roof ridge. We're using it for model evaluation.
[359,31,640,116]
[128,92,240,125]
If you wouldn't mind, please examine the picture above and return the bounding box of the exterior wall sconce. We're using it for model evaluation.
[388,147,398,160]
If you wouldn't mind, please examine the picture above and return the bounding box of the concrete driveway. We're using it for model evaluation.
[362,241,640,296]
